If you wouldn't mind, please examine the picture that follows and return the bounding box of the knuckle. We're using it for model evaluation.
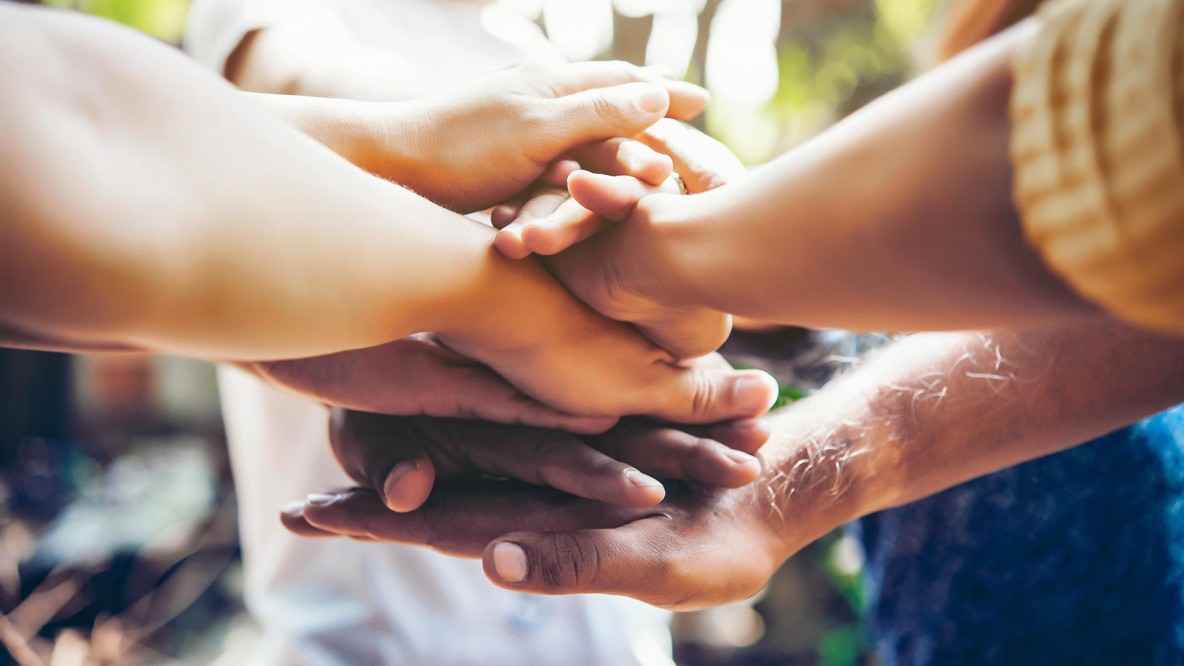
[688,372,718,421]
[513,61,553,88]
[537,533,602,590]
[591,94,633,132]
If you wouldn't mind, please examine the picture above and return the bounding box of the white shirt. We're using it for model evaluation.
[186,2,674,664]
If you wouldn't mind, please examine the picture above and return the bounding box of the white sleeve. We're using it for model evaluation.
[183,0,339,74]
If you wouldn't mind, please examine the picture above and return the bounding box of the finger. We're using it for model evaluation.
[518,199,607,256]
[493,223,531,260]
[483,519,670,598]
[425,419,666,508]
[646,366,780,424]
[541,61,710,120]
[280,501,342,538]
[591,422,763,488]
[567,139,673,185]
[539,159,581,188]
[300,483,645,555]
[520,170,679,256]
[566,171,656,222]
[331,410,437,513]
[491,160,575,229]
[493,187,570,258]
[705,418,773,455]
[491,203,522,229]
[638,119,746,193]
[541,82,670,147]
[514,187,570,224]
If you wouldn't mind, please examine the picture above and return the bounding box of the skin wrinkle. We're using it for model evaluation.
[760,331,1043,524]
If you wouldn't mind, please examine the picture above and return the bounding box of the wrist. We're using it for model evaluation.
[756,381,904,554]
[361,100,432,184]
[631,193,717,311]
[431,231,587,358]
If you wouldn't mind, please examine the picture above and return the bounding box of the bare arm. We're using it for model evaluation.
[541,20,1102,335]
[0,6,778,423]
[289,322,1184,608]
[776,324,1184,521]
[0,5,558,360]
[666,20,1095,331]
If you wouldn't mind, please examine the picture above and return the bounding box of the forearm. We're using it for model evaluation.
[243,92,428,184]
[0,7,556,360]
[663,20,1095,332]
[757,323,1184,550]
[226,19,420,100]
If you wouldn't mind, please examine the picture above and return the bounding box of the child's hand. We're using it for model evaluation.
[492,136,679,259]
[495,119,744,258]
[493,120,748,359]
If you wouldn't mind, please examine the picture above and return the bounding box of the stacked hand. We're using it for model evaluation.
[250,63,775,426]
[282,411,825,611]
[493,118,748,358]
[253,62,784,592]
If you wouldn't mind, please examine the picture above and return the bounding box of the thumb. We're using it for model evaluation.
[650,367,780,424]
[567,171,653,222]
[544,82,670,147]
[331,411,437,513]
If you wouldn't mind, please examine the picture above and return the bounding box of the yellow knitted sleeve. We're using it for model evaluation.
[1011,0,1184,336]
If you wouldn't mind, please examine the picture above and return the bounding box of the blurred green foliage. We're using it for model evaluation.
[709,0,943,163]
[44,0,190,43]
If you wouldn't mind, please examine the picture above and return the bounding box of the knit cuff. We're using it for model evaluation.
[1011,0,1184,336]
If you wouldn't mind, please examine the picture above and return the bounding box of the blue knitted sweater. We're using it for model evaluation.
[857,405,1184,665]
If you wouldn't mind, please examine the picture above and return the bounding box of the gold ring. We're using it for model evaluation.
[671,172,688,195]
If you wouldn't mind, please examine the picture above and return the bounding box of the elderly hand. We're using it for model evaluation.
[279,395,880,610]
[282,463,797,610]
[316,411,768,513]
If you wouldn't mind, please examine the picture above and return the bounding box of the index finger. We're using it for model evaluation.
[293,483,649,555]
[544,61,710,120]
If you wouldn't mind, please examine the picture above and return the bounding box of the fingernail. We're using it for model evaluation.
[383,460,421,508]
[734,373,780,414]
[281,500,306,516]
[492,542,528,583]
[633,83,668,114]
[624,468,663,489]
[306,493,336,507]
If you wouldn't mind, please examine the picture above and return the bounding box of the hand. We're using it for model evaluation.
[280,403,867,611]
[373,61,710,213]
[318,411,769,513]
[493,119,746,358]
[282,462,797,611]
[247,333,618,435]
[437,290,780,424]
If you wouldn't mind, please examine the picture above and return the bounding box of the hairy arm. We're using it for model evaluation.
[766,323,1184,539]
[286,322,1184,607]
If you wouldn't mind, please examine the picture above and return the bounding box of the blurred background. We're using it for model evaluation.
[1,0,944,663]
